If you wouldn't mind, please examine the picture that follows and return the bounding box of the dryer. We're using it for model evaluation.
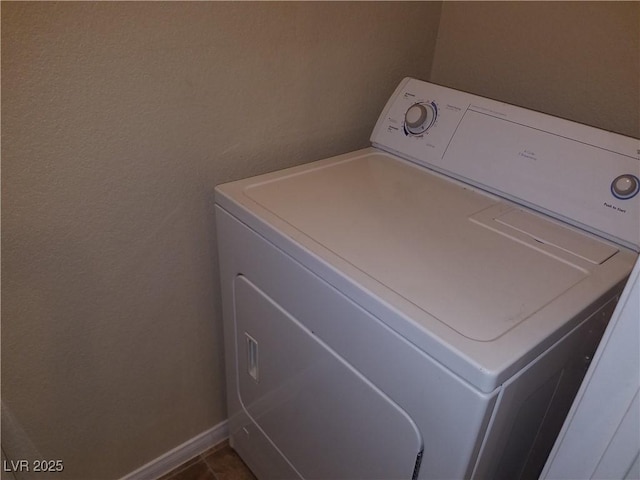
[215,78,639,479]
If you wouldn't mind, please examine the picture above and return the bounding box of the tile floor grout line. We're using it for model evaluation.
[201,452,218,480]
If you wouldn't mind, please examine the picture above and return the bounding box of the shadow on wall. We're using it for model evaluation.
[2,402,43,480]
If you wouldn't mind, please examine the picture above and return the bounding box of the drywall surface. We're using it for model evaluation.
[430,2,640,138]
[1,2,441,479]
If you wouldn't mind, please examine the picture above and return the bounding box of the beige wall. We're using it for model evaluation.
[431,1,640,138]
[1,2,441,479]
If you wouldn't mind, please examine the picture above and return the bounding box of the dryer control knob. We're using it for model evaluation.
[404,103,436,135]
[611,174,640,199]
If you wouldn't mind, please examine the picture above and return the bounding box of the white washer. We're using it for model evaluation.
[215,78,639,479]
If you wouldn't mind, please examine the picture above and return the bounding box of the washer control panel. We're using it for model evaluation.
[371,78,640,251]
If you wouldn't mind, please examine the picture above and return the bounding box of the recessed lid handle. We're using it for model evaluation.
[495,209,618,264]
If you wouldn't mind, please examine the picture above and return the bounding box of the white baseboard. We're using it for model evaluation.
[120,420,229,480]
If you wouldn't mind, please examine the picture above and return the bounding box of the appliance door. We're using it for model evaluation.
[233,274,424,480]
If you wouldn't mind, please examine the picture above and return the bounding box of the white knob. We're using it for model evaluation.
[612,174,639,199]
[406,105,428,127]
[404,103,436,135]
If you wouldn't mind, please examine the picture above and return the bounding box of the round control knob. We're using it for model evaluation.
[404,103,436,135]
[611,174,640,199]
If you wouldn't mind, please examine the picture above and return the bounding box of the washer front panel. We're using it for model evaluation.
[234,275,423,480]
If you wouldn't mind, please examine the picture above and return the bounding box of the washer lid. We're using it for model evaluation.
[239,152,605,341]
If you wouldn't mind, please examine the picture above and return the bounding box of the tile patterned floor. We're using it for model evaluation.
[157,441,256,480]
